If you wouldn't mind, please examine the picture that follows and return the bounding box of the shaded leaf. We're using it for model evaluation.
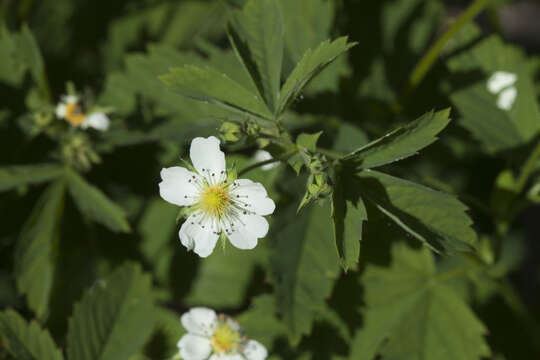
[271,202,339,343]
[66,263,154,360]
[15,180,65,318]
[356,170,477,253]
[278,37,356,115]
[65,169,131,233]
[0,164,64,192]
[228,0,283,113]
[351,243,491,360]
[343,109,450,169]
[237,295,287,348]
[296,131,322,152]
[0,309,63,360]
[332,171,367,271]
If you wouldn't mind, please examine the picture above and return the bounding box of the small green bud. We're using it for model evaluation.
[220,122,242,142]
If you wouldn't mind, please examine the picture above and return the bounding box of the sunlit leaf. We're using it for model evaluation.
[343,109,450,169]
[228,0,283,113]
[355,170,477,253]
[351,243,491,360]
[66,263,154,360]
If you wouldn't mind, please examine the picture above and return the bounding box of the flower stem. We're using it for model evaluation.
[515,141,540,193]
[238,150,297,176]
[396,0,492,110]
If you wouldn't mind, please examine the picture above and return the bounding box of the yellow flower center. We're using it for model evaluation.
[65,102,86,126]
[211,322,241,354]
[200,185,230,218]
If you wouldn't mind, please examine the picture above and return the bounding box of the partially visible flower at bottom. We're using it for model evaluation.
[178,307,267,360]
[56,94,110,131]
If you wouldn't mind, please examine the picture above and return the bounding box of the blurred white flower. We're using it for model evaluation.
[254,150,278,171]
[486,71,518,111]
[159,136,275,257]
[486,71,517,94]
[55,94,110,131]
[496,87,518,111]
[177,307,267,360]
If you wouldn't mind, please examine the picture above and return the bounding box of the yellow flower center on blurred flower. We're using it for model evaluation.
[211,321,240,353]
[65,102,86,126]
[200,185,230,218]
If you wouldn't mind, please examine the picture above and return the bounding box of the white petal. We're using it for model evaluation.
[243,340,268,360]
[487,71,517,94]
[231,179,275,216]
[63,95,79,104]
[177,334,212,360]
[82,112,110,131]
[209,354,244,360]
[228,214,269,250]
[254,150,278,171]
[56,103,67,118]
[181,307,217,336]
[497,87,517,111]
[159,167,200,207]
[190,136,226,181]
[179,216,219,257]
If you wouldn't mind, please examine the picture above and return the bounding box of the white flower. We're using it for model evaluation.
[81,112,110,131]
[177,307,268,360]
[486,71,517,94]
[486,71,518,111]
[159,136,275,257]
[253,150,278,171]
[55,94,110,131]
[496,87,517,111]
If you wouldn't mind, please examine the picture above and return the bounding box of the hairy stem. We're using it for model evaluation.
[515,141,540,193]
[238,150,297,176]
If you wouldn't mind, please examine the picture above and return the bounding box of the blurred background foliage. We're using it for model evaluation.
[1,0,540,359]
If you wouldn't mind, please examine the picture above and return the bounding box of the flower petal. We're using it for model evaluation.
[209,353,244,360]
[254,150,278,171]
[181,307,217,336]
[243,340,268,360]
[56,103,67,118]
[497,86,517,111]
[82,112,110,131]
[231,179,275,216]
[159,167,200,207]
[177,334,212,360]
[190,136,226,181]
[228,214,269,250]
[179,215,220,257]
[487,71,517,94]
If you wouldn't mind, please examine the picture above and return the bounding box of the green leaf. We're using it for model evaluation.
[278,37,356,115]
[142,306,186,359]
[332,123,369,154]
[356,170,477,253]
[186,244,266,308]
[15,180,65,318]
[66,263,155,360]
[331,171,367,271]
[447,25,540,152]
[350,243,491,360]
[227,0,283,113]
[343,109,451,169]
[296,131,322,152]
[0,309,63,360]
[271,202,340,343]
[65,169,131,233]
[161,64,272,120]
[138,198,178,286]
[236,295,287,348]
[0,164,64,192]
[17,26,47,97]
